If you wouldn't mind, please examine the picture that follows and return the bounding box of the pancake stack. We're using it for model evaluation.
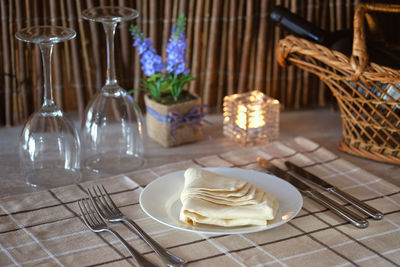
[179,168,279,227]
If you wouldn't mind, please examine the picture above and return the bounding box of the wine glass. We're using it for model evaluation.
[81,6,144,175]
[15,26,81,188]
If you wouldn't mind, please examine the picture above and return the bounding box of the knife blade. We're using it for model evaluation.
[284,161,383,220]
[257,157,368,228]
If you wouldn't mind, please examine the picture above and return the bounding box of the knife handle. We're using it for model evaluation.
[328,187,384,220]
[305,189,369,228]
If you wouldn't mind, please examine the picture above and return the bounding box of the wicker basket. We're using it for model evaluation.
[276,3,400,165]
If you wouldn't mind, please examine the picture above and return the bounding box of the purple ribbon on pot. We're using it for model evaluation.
[146,105,212,142]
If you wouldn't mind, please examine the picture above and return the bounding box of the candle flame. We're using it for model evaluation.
[235,103,266,129]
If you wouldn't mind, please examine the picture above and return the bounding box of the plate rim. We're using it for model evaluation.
[139,167,303,235]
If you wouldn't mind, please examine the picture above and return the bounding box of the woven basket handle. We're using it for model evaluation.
[351,3,400,80]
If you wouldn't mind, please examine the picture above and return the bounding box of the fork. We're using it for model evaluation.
[87,185,187,267]
[78,198,157,267]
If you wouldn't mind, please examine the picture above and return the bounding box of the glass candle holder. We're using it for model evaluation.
[223,91,280,145]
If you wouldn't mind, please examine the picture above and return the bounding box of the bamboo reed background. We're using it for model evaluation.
[0,0,395,127]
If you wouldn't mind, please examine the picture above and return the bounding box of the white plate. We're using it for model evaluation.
[139,167,303,235]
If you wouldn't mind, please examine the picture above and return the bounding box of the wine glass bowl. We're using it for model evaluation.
[16,26,81,188]
[19,111,81,188]
[81,6,144,175]
[82,85,144,174]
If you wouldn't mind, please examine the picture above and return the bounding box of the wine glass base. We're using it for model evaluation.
[15,26,76,44]
[82,6,139,23]
[84,153,144,175]
[26,167,81,189]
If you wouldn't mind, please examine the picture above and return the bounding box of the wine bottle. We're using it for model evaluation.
[270,6,400,70]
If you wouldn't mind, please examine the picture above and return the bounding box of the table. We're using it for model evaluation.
[1,109,398,197]
[0,109,399,266]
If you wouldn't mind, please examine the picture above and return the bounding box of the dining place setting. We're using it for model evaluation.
[1,134,399,266]
[1,2,400,267]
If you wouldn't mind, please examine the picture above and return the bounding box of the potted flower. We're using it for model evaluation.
[130,14,210,147]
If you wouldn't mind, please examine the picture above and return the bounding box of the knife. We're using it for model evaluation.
[257,157,369,228]
[284,161,384,220]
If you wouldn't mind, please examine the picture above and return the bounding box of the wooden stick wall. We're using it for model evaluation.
[0,0,361,127]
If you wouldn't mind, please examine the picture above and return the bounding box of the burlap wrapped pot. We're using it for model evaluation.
[144,94,206,147]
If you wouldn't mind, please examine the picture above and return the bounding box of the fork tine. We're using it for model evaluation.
[88,199,105,226]
[96,185,113,212]
[92,186,113,217]
[83,199,98,226]
[87,187,101,212]
[87,186,109,218]
[77,200,86,221]
[85,197,106,227]
[100,184,120,212]
[78,199,95,229]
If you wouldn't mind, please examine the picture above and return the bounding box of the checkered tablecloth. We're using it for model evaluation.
[1,137,399,266]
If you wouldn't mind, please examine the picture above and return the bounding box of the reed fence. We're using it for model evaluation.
[1,0,394,127]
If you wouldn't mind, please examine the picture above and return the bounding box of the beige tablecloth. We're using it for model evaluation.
[0,137,399,266]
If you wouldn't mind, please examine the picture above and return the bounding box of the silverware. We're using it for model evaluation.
[77,198,157,267]
[87,185,187,267]
[257,157,369,228]
[284,161,384,220]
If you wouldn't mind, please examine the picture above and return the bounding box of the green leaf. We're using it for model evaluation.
[147,83,160,99]
[146,73,163,83]
[160,81,173,93]
[170,75,182,102]
[129,25,144,39]
[174,14,187,37]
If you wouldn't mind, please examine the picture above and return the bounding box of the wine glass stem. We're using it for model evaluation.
[40,43,55,108]
[103,22,118,87]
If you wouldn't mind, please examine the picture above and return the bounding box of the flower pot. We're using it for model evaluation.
[144,94,207,147]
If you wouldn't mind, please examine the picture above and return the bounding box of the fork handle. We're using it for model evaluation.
[124,218,187,267]
[107,229,158,267]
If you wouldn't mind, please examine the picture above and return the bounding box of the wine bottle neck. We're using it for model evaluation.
[270,6,330,45]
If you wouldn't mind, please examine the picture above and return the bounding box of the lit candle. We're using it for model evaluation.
[235,104,266,129]
[223,91,280,145]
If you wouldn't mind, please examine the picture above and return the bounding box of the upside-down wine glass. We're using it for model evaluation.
[81,6,144,175]
[16,26,81,188]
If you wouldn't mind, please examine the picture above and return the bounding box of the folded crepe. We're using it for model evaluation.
[179,168,279,227]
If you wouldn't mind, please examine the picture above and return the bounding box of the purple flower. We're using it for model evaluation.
[130,15,193,102]
[132,33,164,77]
[166,28,190,75]
[137,39,153,55]
[139,49,163,76]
